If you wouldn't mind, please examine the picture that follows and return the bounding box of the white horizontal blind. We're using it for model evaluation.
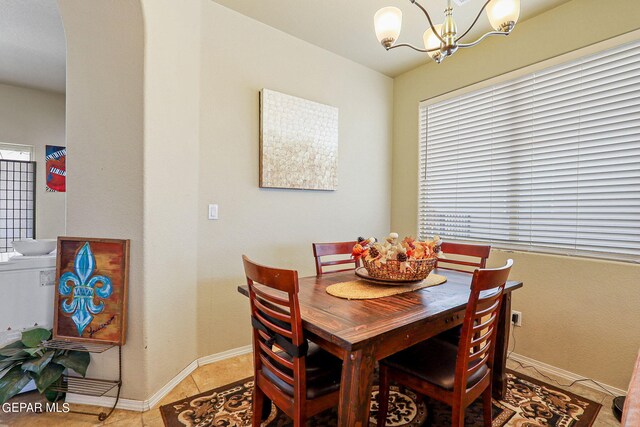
[419,40,640,261]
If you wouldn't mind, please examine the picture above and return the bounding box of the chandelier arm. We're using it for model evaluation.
[455,0,493,42]
[387,43,441,53]
[410,0,446,45]
[457,31,509,48]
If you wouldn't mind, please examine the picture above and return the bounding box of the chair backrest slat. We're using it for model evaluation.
[254,298,292,324]
[253,286,292,306]
[257,338,295,370]
[468,343,492,363]
[437,242,491,272]
[244,256,299,293]
[455,259,513,393]
[254,311,294,339]
[470,328,494,347]
[313,241,359,276]
[319,259,356,268]
[465,358,489,377]
[472,311,498,331]
[260,354,295,385]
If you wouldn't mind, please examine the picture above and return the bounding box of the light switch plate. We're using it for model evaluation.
[208,204,219,220]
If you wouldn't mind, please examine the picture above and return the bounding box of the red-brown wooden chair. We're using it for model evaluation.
[376,259,514,427]
[242,255,343,427]
[437,242,491,272]
[312,241,360,276]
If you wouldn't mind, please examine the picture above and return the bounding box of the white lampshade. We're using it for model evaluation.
[486,0,520,32]
[374,7,402,45]
[423,24,443,61]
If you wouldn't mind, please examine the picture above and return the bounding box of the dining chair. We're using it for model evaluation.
[312,241,359,276]
[376,259,514,427]
[242,255,343,427]
[437,242,491,272]
[436,242,492,345]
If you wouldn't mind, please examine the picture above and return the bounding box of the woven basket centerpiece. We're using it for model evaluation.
[352,233,442,283]
[362,257,437,281]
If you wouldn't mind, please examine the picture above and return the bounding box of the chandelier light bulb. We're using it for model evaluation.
[423,24,444,63]
[486,0,520,32]
[374,7,403,48]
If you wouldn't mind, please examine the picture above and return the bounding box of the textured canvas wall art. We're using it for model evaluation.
[260,89,339,190]
[54,237,130,345]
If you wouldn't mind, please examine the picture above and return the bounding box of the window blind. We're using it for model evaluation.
[419,40,640,261]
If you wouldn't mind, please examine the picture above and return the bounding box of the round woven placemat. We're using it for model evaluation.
[326,274,447,300]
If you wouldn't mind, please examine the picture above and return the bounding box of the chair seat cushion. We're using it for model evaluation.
[262,342,342,399]
[381,338,488,391]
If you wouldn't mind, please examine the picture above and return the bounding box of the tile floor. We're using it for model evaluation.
[0,354,622,426]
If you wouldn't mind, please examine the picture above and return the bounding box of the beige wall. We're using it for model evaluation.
[0,83,66,240]
[57,0,393,402]
[57,0,148,399]
[141,0,201,396]
[392,0,640,389]
[197,1,393,356]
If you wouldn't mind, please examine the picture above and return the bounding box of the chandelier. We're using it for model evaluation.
[374,0,520,64]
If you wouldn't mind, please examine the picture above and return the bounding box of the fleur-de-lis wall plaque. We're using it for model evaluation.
[54,237,130,345]
[59,242,113,336]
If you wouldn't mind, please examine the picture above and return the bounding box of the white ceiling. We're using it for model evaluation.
[0,0,66,93]
[212,0,572,77]
[0,1,571,93]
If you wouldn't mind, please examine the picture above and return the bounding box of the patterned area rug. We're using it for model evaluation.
[160,371,601,427]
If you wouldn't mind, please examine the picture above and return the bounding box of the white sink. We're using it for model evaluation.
[11,239,57,256]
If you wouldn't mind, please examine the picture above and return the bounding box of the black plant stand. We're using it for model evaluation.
[43,340,122,421]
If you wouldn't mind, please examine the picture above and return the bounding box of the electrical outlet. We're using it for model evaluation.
[40,270,55,286]
[511,310,522,327]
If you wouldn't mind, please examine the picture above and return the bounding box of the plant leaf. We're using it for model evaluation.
[0,350,31,364]
[0,361,19,379]
[0,340,26,354]
[34,363,65,393]
[21,328,51,348]
[44,386,65,403]
[53,351,90,377]
[24,347,43,357]
[0,348,27,358]
[0,358,21,372]
[0,365,32,404]
[22,351,55,375]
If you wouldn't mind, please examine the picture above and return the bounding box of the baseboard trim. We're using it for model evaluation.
[197,344,253,366]
[509,352,627,397]
[66,344,253,412]
[68,347,625,412]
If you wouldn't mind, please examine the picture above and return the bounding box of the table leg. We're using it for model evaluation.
[493,292,512,400]
[337,346,376,427]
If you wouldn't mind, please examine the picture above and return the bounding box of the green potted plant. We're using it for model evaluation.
[0,328,90,404]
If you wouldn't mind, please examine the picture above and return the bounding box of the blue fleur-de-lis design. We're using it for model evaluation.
[59,242,112,336]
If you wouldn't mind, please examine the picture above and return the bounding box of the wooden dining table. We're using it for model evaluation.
[238,268,523,427]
